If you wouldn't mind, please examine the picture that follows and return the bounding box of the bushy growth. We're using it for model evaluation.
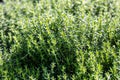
[0,0,120,79]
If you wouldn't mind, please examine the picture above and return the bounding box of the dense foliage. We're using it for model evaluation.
[0,0,120,79]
